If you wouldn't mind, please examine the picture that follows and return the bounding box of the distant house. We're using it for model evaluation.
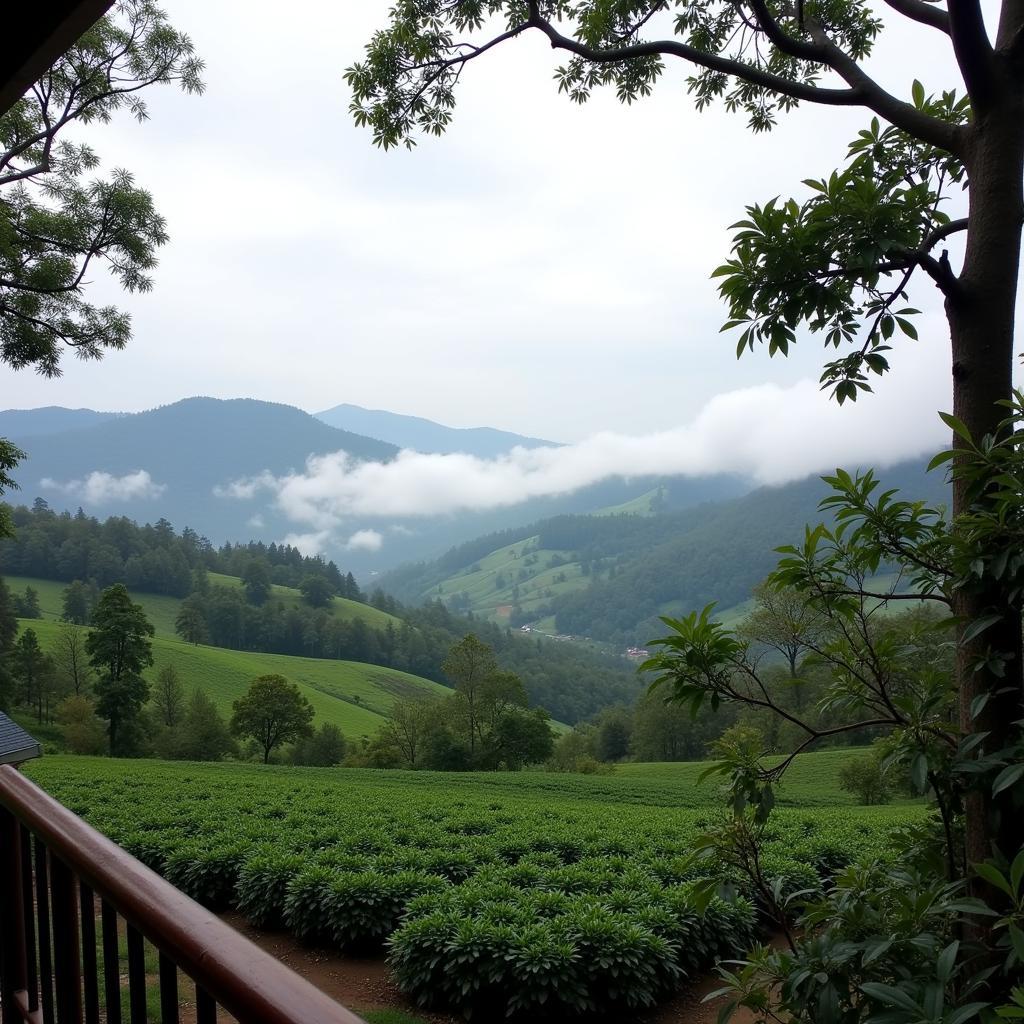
[625,647,650,660]
[0,712,42,766]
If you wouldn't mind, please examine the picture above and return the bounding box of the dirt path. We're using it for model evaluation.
[222,912,760,1024]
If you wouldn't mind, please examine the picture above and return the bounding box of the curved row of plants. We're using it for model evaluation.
[30,758,920,1018]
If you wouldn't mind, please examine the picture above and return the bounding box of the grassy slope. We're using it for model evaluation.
[7,575,183,636]
[28,745,918,811]
[206,573,401,631]
[425,537,592,624]
[19,618,451,737]
[617,747,920,807]
[6,573,401,640]
[422,493,669,626]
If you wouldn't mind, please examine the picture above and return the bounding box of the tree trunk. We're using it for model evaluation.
[947,97,1024,869]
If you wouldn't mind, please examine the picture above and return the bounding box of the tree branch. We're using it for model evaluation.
[522,3,862,108]
[883,0,951,35]
[800,18,962,154]
[947,0,997,111]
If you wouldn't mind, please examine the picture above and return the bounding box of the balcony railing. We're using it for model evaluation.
[0,763,368,1024]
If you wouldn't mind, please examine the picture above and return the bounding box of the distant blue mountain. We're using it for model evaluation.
[8,397,398,544]
[0,406,120,439]
[315,403,557,456]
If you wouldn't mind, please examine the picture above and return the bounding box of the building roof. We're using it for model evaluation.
[0,712,42,765]
[0,1,114,116]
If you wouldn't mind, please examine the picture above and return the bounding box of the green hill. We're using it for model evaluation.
[18,617,450,736]
[205,573,400,631]
[5,574,400,639]
[389,458,949,644]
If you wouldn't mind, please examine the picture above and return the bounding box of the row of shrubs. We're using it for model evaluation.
[34,759,917,1019]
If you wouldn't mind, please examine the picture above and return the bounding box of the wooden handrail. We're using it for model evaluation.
[0,764,367,1024]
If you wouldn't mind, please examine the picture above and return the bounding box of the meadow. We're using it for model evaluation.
[28,752,923,1019]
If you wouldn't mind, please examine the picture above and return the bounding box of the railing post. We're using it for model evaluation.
[0,807,28,1024]
[51,854,83,1024]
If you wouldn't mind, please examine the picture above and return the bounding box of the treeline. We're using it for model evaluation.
[173,583,640,723]
[0,500,358,599]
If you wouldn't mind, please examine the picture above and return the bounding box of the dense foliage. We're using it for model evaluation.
[27,756,920,1019]
[0,500,354,597]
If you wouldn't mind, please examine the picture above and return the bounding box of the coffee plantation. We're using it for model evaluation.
[28,757,922,1019]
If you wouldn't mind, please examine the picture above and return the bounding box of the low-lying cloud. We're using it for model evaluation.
[346,529,384,552]
[218,375,950,553]
[42,470,167,504]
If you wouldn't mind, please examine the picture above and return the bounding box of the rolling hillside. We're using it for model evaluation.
[387,458,950,644]
[4,574,399,639]
[18,617,450,736]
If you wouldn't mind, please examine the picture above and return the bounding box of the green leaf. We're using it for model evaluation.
[939,411,974,444]
[993,763,1024,796]
[911,752,929,793]
[912,79,925,107]
[974,861,1014,897]
[1010,847,1024,898]
[927,449,956,472]
[963,614,1003,643]
[1009,924,1024,964]
[936,940,958,984]
[949,1003,991,1024]
[860,982,920,1012]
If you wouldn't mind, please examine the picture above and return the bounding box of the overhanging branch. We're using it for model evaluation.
[883,0,951,36]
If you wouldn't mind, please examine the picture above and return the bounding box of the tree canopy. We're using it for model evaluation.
[350,0,1024,1012]
[85,583,154,754]
[230,674,314,763]
[0,0,203,374]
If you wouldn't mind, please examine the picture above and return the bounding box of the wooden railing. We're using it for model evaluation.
[0,764,368,1024]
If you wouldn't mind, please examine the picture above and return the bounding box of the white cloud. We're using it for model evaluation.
[41,470,167,504]
[280,530,333,556]
[345,529,384,552]
[246,514,265,528]
[216,368,949,538]
[213,474,275,500]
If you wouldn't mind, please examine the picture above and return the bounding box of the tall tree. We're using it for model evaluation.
[350,0,1024,895]
[230,674,314,764]
[53,620,92,696]
[175,596,208,645]
[299,573,334,609]
[12,627,52,723]
[0,577,16,709]
[61,580,92,625]
[442,634,498,756]
[241,559,272,606]
[152,663,185,728]
[86,583,154,755]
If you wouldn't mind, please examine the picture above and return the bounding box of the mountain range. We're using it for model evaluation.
[315,403,555,456]
[1,398,749,573]
[381,457,950,645]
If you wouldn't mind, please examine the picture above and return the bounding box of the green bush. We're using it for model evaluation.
[236,850,305,928]
[388,882,755,1019]
[164,840,248,910]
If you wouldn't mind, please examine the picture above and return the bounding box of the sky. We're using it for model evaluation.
[0,1,997,526]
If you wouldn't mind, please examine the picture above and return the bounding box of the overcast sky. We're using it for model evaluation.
[0,1,993,465]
